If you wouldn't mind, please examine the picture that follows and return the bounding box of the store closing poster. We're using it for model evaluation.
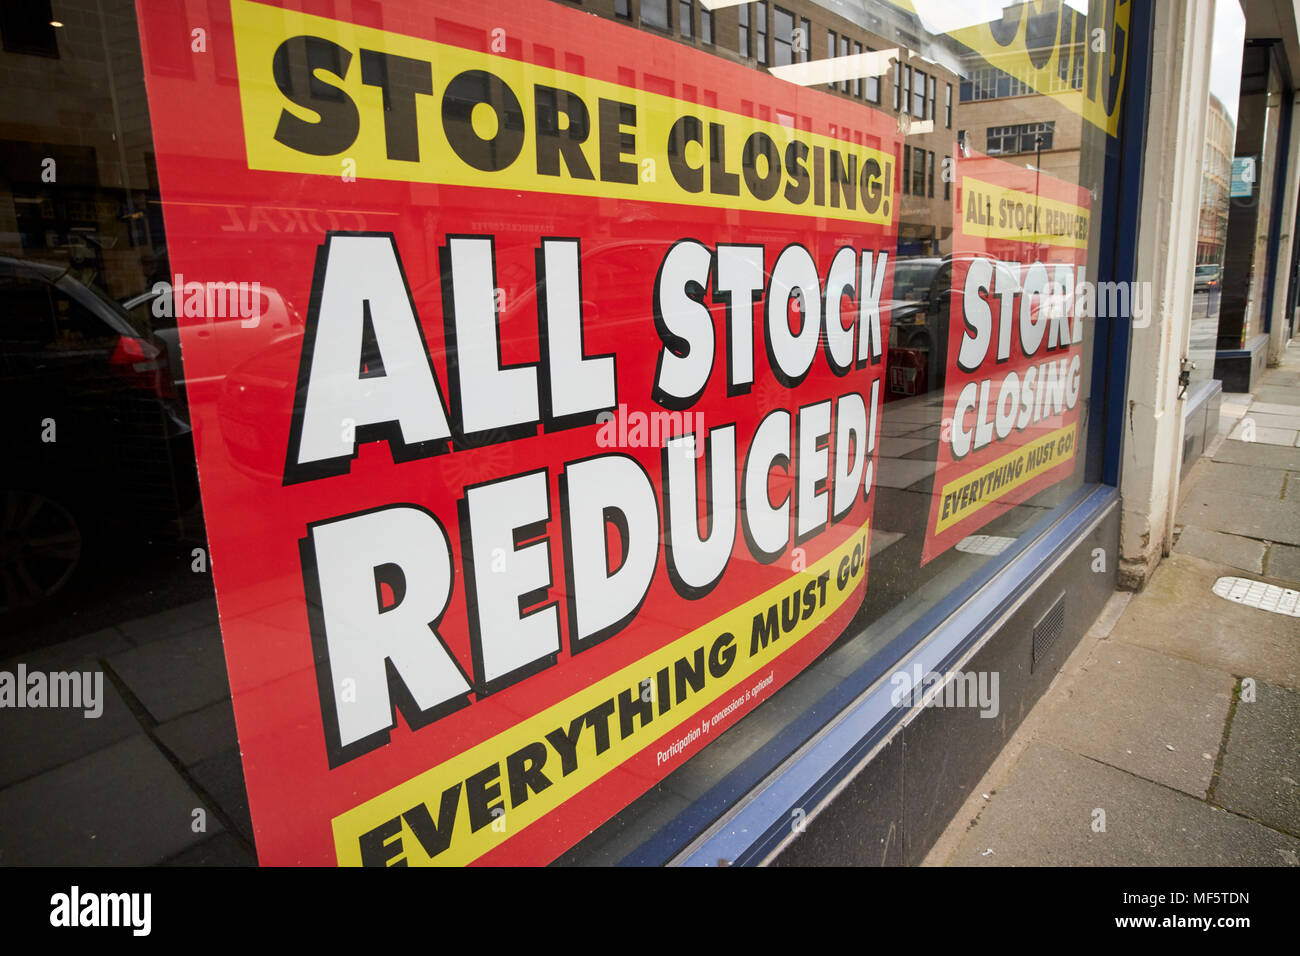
[922,151,1090,565]
[136,0,898,864]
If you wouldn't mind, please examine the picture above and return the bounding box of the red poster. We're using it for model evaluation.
[136,0,899,864]
[922,150,1090,565]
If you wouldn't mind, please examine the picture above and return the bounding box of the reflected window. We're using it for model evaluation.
[773,6,793,66]
[986,121,1054,156]
[642,0,669,32]
[0,0,59,58]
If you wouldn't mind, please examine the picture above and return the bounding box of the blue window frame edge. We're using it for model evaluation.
[611,2,1155,868]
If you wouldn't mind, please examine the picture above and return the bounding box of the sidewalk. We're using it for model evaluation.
[926,346,1300,866]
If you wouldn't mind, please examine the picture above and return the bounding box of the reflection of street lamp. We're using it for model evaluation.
[1034,134,1044,256]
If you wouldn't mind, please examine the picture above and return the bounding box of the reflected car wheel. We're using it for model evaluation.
[0,489,84,614]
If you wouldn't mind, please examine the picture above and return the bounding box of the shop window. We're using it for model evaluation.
[1,0,1130,870]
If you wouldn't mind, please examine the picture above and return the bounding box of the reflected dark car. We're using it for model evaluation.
[0,257,198,613]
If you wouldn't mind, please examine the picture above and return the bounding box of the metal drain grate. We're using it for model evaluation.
[956,534,1017,556]
[1032,593,1066,671]
[1212,577,1300,616]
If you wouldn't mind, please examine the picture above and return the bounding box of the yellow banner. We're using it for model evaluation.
[960,175,1089,249]
[230,0,894,224]
[895,0,1130,137]
[935,423,1076,533]
[330,521,868,865]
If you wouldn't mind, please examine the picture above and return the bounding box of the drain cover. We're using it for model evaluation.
[956,534,1017,556]
[1212,577,1300,616]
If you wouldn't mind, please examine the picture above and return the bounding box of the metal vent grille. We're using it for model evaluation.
[1032,593,1066,671]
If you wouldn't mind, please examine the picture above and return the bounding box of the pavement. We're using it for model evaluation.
[1,349,1296,867]
[0,598,254,865]
[926,344,1300,867]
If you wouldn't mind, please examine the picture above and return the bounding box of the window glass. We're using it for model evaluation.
[1,0,1129,868]
[774,7,793,66]
[642,0,669,31]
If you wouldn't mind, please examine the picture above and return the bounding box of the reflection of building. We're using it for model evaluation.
[582,1,959,254]
[0,3,164,300]
[953,45,1084,185]
[1196,95,1234,265]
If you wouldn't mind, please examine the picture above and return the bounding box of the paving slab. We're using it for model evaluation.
[1175,483,1300,545]
[1249,402,1300,416]
[1181,460,1288,500]
[947,741,1300,866]
[190,748,254,844]
[1214,682,1300,837]
[1264,543,1300,584]
[1244,412,1300,430]
[874,458,939,489]
[0,676,140,788]
[106,624,231,723]
[1036,642,1233,798]
[1,626,131,673]
[1173,526,1265,574]
[0,735,220,865]
[1226,422,1299,446]
[877,436,931,458]
[1212,439,1300,470]
[1110,552,1300,691]
[155,697,240,767]
[877,419,925,437]
[1252,386,1300,405]
[162,831,257,867]
[117,598,220,646]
